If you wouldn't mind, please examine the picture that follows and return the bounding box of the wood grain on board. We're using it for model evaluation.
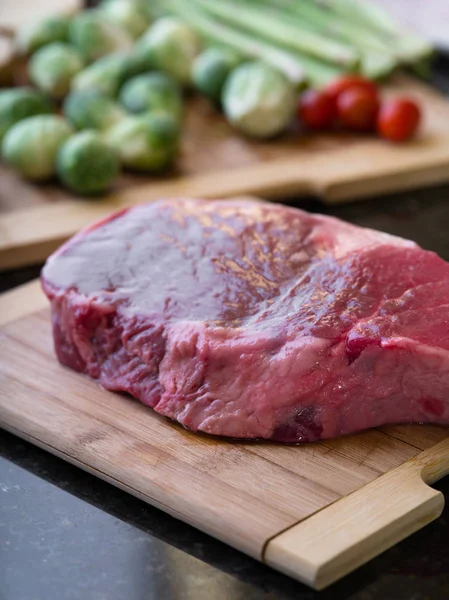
[0,35,13,85]
[266,438,449,589]
[0,281,448,588]
[2,75,449,271]
[0,278,46,326]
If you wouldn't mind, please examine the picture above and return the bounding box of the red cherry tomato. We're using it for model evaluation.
[337,87,380,132]
[325,75,379,103]
[298,89,336,130]
[377,98,421,142]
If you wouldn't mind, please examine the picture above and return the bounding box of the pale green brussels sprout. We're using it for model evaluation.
[192,47,241,105]
[99,0,150,39]
[71,53,130,97]
[29,42,84,99]
[15,15,70,56]
[130,17,202,85]
[69,9,133,63]
[57,130,120,195]
[118,72,182,121]
[0,87,53,143]
[63,89,126,131]
[222,61,295,139]
[106,112,179,172]
[2,115,73,181]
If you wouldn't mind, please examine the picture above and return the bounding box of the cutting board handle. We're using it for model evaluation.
[264,438,449,590]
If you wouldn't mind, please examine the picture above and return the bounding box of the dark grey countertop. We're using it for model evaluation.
[2,56,449,600]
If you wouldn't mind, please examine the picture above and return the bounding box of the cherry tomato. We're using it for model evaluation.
[298,89,336,130]
[325,75,379,103]
[337,87,380,132]
[377,98,421,142]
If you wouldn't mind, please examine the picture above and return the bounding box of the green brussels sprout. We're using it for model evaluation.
[130,17,201,86]
[69,9,133,63]
[192,47,241,105]
[71,52,130,97]
[99,0,150,39]
[63,89,126,131]
[15,15,70,56]
[0,87,53,143]
[106,112,179,172]
[2,115,73,181]
[222,61,295,139]
[57,130,120,195]
[118,72,182,121]
[29,42,84,99]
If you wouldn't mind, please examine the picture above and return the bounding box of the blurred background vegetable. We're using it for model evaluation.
[71,52,129,96]
[57,130,120,194]
[29,43,84,99]
[2,115,73,180]
[325,75,379,103]
[155,0,310,87]
[336,86,380,131]
[118,72,182,120]
[192,47,241,105]
[99,0,151,39]
[0,88,53,142]
[377,98,421,142]
[222,60,296,138]
[186,0,359,70]
[63,89,126,130]
[153,0,433,85]
[298,89,336,130]
[106,112,179,172]
[129,17,202,85]
[15,16,71,56]
[296,75,421,140]
[69,9,133,62]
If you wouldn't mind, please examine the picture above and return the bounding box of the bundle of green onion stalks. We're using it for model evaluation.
[153,0,433,88]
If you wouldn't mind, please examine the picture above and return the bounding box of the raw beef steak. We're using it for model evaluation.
[41,198,449,442]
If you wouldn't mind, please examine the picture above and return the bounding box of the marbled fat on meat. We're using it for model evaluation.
[41,198,449,442]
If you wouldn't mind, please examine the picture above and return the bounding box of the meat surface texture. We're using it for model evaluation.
[41,198,449,442]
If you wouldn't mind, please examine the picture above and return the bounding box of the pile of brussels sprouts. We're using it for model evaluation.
[0,0,297,195]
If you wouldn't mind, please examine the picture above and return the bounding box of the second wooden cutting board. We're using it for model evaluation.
[2,74,449,271]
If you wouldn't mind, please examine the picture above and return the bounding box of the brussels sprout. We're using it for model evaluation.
[118,72,182,121]
[69,9,133,63]
[57,130,120,195]
[222,61,295,139]
[15,16,70,56]
[130,17,201,85]
[106,112,179,172]
[2,115,73,181]
[29,42,84,99]
[99,0,150,39]
[192,47,241,105]
[71,52,130,97]
[0,87,53,143]
[63,89,126,131]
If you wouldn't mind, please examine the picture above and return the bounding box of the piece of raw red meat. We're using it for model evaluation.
[41,198,449,442]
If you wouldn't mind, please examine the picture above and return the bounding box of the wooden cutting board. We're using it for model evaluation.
[2,74,449,271]
[1,279,448,590]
